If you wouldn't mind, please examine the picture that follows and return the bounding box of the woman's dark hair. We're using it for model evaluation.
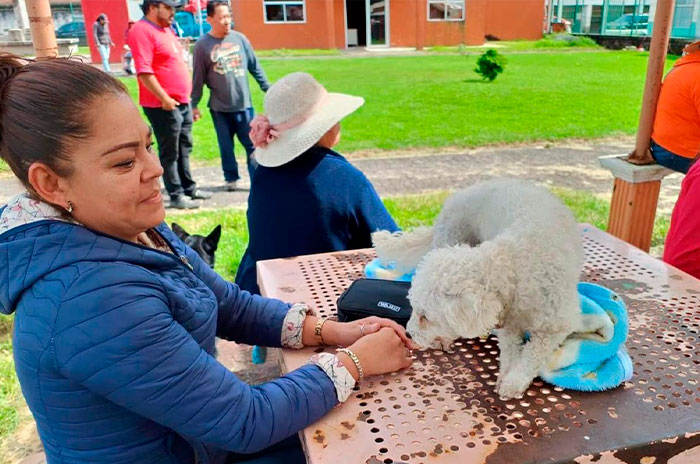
[207,0,229,17]
[0,54,127,191]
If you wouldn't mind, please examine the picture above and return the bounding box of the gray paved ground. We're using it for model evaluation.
[1,137,683,216]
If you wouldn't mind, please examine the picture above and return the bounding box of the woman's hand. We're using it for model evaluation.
[337,327,414,380]
[325,317,416,349]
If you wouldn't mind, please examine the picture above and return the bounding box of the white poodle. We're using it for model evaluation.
[372,179,583,399]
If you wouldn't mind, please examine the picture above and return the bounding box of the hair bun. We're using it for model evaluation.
[0,53,26,95]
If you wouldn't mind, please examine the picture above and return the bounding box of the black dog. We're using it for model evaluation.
[171,223,222,268]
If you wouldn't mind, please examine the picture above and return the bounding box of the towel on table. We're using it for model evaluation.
[539,282,633,391]
[364,258,414,282]
[365,260,633,391]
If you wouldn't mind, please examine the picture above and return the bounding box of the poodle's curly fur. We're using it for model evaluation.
[372,179,583,399]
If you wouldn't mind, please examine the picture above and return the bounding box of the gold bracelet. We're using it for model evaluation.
[314,318,328,346]
[336,348,364,381]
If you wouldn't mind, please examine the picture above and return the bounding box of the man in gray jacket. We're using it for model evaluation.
[93,14,115,73]
[192,0,270,191]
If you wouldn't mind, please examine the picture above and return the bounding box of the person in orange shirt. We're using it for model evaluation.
[650,41,700,173]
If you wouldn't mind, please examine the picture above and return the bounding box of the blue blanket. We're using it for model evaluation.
[365,259,633,391]
[539,282,633,391]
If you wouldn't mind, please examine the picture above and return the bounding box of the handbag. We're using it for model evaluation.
[336,278,412,327]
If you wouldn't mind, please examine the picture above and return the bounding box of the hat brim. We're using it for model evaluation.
[253,93,365,168]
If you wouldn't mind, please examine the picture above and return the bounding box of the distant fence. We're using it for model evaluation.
[0,7,82,35]
[550,0,698,39]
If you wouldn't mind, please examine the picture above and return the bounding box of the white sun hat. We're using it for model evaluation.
[249,72,364,167]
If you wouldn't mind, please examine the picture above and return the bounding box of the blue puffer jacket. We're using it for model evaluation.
[0,206,337,463]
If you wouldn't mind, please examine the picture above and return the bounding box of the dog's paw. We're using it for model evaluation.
[496,372,532,400]
[434,337,454,352]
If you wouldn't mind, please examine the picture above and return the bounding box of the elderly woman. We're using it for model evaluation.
[235,72,399,295]
[0,55,413,464]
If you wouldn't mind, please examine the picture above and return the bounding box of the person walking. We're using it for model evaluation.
[93,14,115,73]
[192,0,269,190]
[128,0,212,209]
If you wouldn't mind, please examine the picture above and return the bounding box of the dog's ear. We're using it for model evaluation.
[205,225,222,251]
[171,222,189,240]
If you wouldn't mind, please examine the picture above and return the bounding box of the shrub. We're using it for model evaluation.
[534,34,599,48]
[474,49,507,82]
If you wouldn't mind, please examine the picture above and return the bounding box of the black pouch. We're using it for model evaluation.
[336,278,412,327]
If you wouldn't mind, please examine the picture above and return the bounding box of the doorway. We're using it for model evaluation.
[345,0,367,47]
[345,0,389,48]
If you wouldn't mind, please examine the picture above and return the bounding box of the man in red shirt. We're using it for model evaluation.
[664,160,700,280]
[129,0,211,209]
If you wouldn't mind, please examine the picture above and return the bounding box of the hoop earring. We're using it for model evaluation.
[65,200,74,214]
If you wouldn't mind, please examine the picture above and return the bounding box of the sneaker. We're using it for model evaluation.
[170,195,200,210]
[225,181,238,191]
[187,189,213,200]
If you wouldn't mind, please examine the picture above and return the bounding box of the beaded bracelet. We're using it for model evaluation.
[336,348,364,381]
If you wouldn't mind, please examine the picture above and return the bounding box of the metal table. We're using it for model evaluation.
[257,225,700,464]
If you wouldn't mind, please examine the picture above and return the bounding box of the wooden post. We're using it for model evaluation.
[628,0,675,164]
[599,156,672,252]
[25,0,57,58]
[599,0,675,252]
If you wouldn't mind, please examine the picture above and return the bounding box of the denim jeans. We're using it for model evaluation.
[143,104,196,199]
[650,140,694,174]
[210,108,257,183]
[97,43,111,72]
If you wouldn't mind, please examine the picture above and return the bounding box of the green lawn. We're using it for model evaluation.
[120,51,661,163]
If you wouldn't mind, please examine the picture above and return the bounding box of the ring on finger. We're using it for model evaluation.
[359,324,365,336]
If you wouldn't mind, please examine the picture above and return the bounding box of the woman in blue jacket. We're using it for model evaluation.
[0,54,414,464]
[235,72,399,295]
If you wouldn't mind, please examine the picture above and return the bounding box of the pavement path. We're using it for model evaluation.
[1,137,683,216]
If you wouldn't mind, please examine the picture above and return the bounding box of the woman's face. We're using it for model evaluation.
[57,94,165,242]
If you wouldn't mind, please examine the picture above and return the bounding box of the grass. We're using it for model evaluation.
[167,187,671,283]
[0,187,672,460]
[427,35,601,53]
[255,48,341,57]
[121,51,659,163]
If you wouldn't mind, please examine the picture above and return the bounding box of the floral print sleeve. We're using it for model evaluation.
[309,352,356,403]
[280,303,312,349]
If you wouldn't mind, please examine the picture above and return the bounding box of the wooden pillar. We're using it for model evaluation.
[599,156,672,252]
[628,0,675,164]
[415,0,425,50]
[25,0,57,58]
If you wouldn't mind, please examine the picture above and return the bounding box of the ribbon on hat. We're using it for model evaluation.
[249,116,280,149]
[249,90,329,149]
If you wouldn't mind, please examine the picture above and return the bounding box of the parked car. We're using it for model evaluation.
[174,11,211,39]
[55,21,87,45]
[606,14,649,32]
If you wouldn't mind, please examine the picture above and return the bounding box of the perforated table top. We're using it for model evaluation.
[257,225,700,464]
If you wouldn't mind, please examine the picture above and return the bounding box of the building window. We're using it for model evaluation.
[264,1,305,23]
[428,1,465,21]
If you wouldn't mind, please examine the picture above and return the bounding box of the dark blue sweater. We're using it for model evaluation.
[235,146,399,294]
